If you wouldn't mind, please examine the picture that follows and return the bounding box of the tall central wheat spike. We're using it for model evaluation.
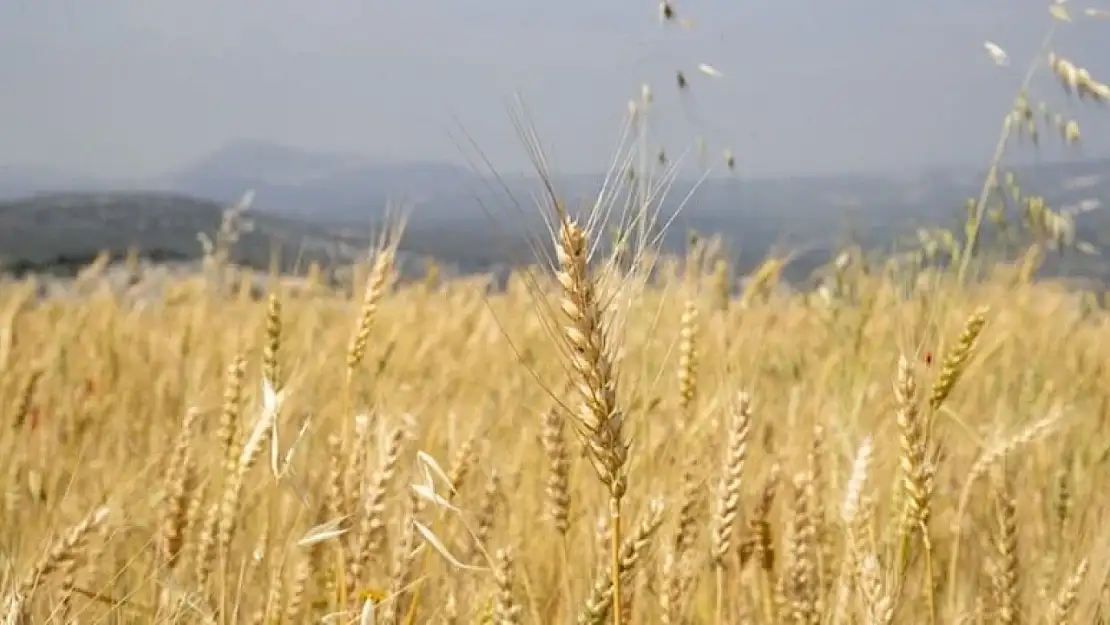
[554,217,628,492]
[553,214,630,625]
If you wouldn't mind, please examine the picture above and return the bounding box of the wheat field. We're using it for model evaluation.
[1,202,1108,625]
[2,10,1109,618]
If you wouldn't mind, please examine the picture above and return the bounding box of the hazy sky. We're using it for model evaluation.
[1,0,1108,180]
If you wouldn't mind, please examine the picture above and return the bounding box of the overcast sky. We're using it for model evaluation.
[1,0,1108,180]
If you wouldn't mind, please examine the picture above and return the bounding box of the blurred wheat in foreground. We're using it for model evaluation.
[2,234,1110,625]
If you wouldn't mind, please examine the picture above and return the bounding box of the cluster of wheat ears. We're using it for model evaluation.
[2,151,1110,625]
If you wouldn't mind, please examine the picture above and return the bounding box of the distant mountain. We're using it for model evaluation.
[10,139,1108,234]
[0,165,100,199]
[0,191,378,276]
[1,141,1108,285]
[174,140,369,185]
[160,140,484,222]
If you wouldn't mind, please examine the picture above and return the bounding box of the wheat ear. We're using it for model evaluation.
[554,215,630,625]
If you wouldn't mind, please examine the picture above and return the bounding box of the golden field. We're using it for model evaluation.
[2,1,1108,622]
[4,30,1110,618]
[1,232,1108,624]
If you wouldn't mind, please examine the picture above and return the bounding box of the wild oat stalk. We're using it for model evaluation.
[957,12,1060,284]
